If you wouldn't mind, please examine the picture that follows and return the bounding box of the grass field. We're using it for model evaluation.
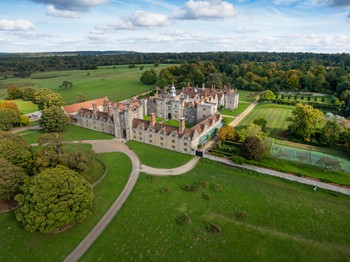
[220,102,251,117]
[237,89,259,102]
[18,125,114,143]
[0,99,38,114]
[0,152,131,262]
[0,64,170,105]
[82,159,350,261]
[127,140,193,168]
[236,104,293,138]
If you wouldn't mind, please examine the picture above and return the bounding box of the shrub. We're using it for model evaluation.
[235,211,247,220]
[242,136,266,161]
[199,180,209,188]
[175,213,191,225]
[202,193,211,200]
[211,183,222,192]
[205,222,221,234]
[230,156,248,164]
[160,187,171,193]
[181,184,193,192]
[146,175,156,183]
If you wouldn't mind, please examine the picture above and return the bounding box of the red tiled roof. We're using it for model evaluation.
[63,97,109,114]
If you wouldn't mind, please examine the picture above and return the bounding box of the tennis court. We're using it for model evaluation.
[270,142,350,173]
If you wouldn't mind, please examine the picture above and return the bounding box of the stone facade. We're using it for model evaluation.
[69,85,238,154]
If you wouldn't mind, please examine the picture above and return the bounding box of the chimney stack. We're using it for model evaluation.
[150,113,156,127]
[92,102,97,114]
[107,105,113,117]
[179,117,185,133]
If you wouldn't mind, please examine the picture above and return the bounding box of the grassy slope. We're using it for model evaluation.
[0,64,170,104]
[0,153,131,262]
[127,140,193,168]
[82,159,350,261]
[236,103,293,138]
[18,125,114,143]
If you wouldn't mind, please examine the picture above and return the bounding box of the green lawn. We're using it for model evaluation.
[0,99,38,114]
[223,117,234,125]
[164,119,192,128]
[0,64,170,104]
[237,89,259,102]
[220,102,250,117]
[127,140,193,168]
[236,103,293,138]
[82,159,350,261]
[18,125,114,143]
[143,115,163,122]
[0,152,131,262]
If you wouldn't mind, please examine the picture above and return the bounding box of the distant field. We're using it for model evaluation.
[236,104,293,138]
[0,99,38,114]
[82,159,350,261]
[0,64,170,105]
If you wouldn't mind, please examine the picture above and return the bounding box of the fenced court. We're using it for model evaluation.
[270,142,350,173]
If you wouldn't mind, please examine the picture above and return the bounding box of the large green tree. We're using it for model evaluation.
[140,69,157,85]
[15,165,93,233]
[239,124,265,142]
[40,106,70,132]
[242,136,266,161]
[35,89,64,110]
[0,158,28,201]
[0,108,21,130]
[0,131,33,171]
[287,103,324,142]
[259,90,276,102]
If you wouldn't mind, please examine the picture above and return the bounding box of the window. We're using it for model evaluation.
[160,137,164,141]
[139,137,142,140]
[139,132,142,135]
[149,134,152,138]
[184,148,187,152]
[203,108,206,111]
[184,142,188,146]
[172,145,175,149]
[172,139,175,143]
[149,140,152,143]
[160,142,164,146]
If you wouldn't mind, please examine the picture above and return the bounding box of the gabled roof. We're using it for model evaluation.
[63,97,109,114]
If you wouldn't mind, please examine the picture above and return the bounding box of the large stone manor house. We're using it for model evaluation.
[64,85,239,155]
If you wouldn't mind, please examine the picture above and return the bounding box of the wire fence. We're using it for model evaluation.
[270,142,350,173]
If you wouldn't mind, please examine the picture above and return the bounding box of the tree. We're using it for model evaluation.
[76,93,88,103]
[320,120,343,145]
[0,158,28,201]
[316,157,341,172]
[7,85,22,99]
[253,118,267,132]
[20,115,30,127]
[259,90,276,102]
[242,136,266,161]
[0,108,21,130]
[287,103,324,142]
[15,165,93,233]
[22,87,36,101]
[38,133,64,156]
[206,73,223,88]
[0,101,19,111]
[58,80,73,90]
[218,125,237,143]
[140,69,157,85]
[239,124,265,142]
[157,69,175,87]
[340,89,350,116]
[0,131,33,171]
[35,89,64,110]
[40,106,70,132]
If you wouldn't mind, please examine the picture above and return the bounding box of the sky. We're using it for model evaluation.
[0,0,349,53]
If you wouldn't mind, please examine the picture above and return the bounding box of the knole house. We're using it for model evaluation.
[64,85,238,154]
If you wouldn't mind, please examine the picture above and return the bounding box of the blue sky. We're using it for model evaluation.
[0,0,349,53]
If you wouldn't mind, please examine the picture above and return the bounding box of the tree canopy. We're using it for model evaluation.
[287,103,324,142]
[15,165,93,233]
[140,69,157,85]
[242,136,266,161]
[0,158,28,201]
[40,106,70,132]
[0,131,33,171]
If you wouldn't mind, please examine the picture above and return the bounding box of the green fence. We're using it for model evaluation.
[270,142,350,173]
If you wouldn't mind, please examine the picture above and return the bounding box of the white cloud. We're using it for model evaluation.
[32,0,108,11]
[129,11,170,27]
[0,19,35,31]
[46,5,79,18]
[93,10,170,34]
[14,31,52,38]
[173,0,236,20]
